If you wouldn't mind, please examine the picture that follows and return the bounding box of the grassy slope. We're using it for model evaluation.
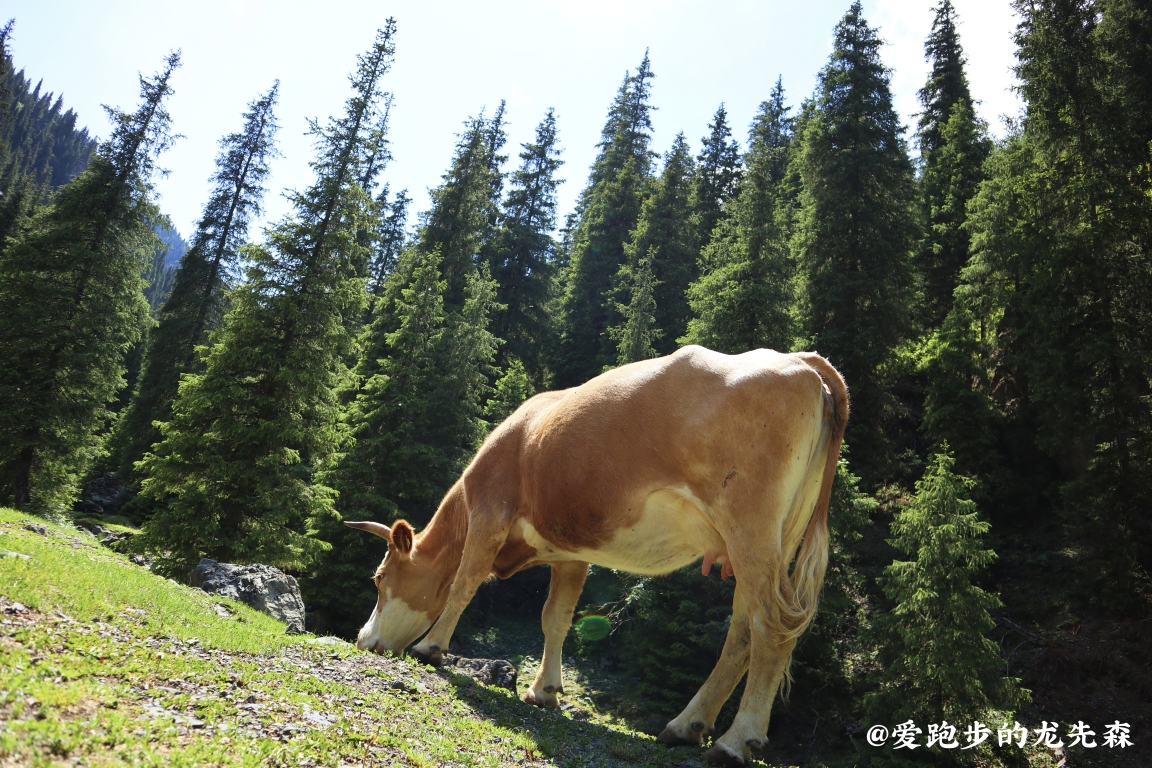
[0,509,783,768]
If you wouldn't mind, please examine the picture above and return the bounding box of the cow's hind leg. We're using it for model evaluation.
[658,582,751,746]
[703,566,798,766]
[524,561,588,708]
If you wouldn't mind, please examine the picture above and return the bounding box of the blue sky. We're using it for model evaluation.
[1,0,1022,239]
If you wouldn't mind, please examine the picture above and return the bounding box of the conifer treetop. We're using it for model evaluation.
[819,1,902,143]
[918,0,975,159]
[504,107,563,233]
[101,50,181,195]
[694,103,742,244]
[749,76,793,154]
[300,21,397,250]
[590,50,657,185]
[191,81,280,284]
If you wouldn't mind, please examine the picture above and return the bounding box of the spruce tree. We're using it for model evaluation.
[485,358,535,424]
[610,132,696,358]
[367,185,409,297]
[954,0,1152,597]
[305,247,499,635]
[486,109,563,382]
[683,78,794,353]
[611,253,660,365]
[0,52,179,510]
[915,0,992,326]
[134,26,397,575]
[555,52,656,386]
[418,109,504,312]
[0,24,96,196]
[114,83,280,486]
[693,103,742,246]
[865,451,1027,744]
[794,3,917,486]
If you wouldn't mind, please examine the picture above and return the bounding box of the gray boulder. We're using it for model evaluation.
[443,654,518,692]
[190,558,305,634]
[83,473,125,513]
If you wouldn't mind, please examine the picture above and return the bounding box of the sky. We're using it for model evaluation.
[1,0,1023,240]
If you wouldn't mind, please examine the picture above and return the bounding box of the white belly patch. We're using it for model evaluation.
[516,488,724,576]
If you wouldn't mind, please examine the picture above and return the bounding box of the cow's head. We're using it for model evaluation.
[344,519,446,655]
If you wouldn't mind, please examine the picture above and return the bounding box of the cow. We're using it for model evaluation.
[345,345,847,766]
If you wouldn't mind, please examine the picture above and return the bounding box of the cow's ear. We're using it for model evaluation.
[391,519,414,558]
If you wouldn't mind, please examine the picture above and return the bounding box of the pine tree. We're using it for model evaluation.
[113,83,280,486]
[486,109,563,382]
[610,253,660,365]
[305,247,499,636]
[0,22,96,195]
[485,358,535,424]
[555,52,656,386]
[418,109,505,312]
[955,0,1152,597]
[134,26,397,576]
[0,52,179,510]
[915,0,992,326]
[367,185,409,297]
[683,78,795,353]
[610,132,696,358]
[794,3,917,486]
[865,451,1027,741]
[693,103,742,246]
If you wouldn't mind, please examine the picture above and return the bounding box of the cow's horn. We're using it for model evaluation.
[343,520,392,540]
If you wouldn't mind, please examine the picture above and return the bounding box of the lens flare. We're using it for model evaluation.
[574,613,611,641]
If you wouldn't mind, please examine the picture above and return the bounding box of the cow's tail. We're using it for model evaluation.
[778,353,848,649]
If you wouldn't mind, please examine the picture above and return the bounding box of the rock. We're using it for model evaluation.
[74,520,134,549]
[22,521,48,536]
[83,473,125,513]
[100,531,133,548]
[445,655,518,692]
[189,559,306,634]
[74,500,104,516]
[307,636,351,648]
[560,700,589,720]
[75,520,102,537]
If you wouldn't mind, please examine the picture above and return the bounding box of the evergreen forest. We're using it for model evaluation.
[1,3,1150,764]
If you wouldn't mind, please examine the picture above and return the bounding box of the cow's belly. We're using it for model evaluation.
[517,487,723,576]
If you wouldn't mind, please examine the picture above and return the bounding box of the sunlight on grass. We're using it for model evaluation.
[0,508,292,655]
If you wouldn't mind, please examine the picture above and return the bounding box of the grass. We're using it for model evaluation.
[0,508,784,767]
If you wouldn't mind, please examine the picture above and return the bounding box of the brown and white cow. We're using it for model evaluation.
[345,345,847,766]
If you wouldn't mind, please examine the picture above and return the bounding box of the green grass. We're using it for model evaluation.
[0,508,785,767]
[0,508,293,654]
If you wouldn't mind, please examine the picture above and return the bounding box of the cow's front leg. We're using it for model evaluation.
[658,581,750,746]
[524,561,588,708]
[410,522,508,666]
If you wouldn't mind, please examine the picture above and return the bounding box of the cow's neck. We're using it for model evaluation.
[414,481,468,596]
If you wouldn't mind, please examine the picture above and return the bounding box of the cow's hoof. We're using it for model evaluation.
[522,688,559,708]
[408,646,443,667]
[703,743,746,767]
[656,726,700,747]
